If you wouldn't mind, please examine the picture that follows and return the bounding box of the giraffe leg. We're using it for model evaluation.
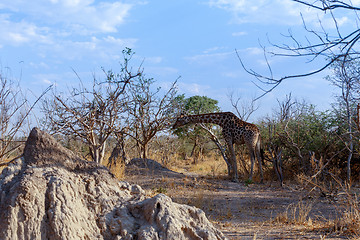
[227,141,238,182]
[256,140,264,183]
[249,148,255,181]
[256,150,264,183]
[255,137,264,183]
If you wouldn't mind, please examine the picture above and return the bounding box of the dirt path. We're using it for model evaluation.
[124,159,348,240]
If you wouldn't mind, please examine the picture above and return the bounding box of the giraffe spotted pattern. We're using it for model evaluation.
[173,112,263,182]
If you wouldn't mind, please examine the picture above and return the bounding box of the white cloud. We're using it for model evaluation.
[244,47,263,56]
[145,56,163,64]
[353,0,360,6]
[0,1,141,64]
[29,62,50,69]
[42,78,52,85]
[0,0,134,34]
[208,0,301,25]
[207,0,356,28]
[0,15,51,46]
[222,71,242,78]
[146,66,179,77]
[42,36,137,61]
[8,33,28,44]
[319,16,349,29]
[178,82,211,95]
[32,73,62,86]
[203,46,226,54]
[232,31,247,37]
[184,51,234,65]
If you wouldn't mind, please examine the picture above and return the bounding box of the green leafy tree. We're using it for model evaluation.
[326,59,360,182]
[174,95,220,163]
[259,95,345,181]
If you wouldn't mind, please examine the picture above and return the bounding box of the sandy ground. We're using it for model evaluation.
[124,159,352,240]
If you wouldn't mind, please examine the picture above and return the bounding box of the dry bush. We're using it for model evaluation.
[187,155,227,177]
[273,200,314,226]
[100,152,125,180]
[277,171,360,238]
[147,135,181,169]
[186,189,205,209]
[109,162,125,180]
[325,190,360,237]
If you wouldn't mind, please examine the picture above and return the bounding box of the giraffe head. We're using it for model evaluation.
[172,115,189,129]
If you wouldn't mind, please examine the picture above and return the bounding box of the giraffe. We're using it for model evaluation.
[173,112,263,182]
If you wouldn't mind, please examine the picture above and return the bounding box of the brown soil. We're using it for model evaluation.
[125,159,351,240]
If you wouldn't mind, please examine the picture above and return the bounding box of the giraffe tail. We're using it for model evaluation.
[257,135,265,183]
[257,135,265,164]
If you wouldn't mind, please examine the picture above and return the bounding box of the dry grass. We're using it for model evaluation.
[271,173,360,239]
[100,153,125,180]
[326,192,360,237]
[140,173,235,222]
[109,162,125,180]
[120,154,360,239]
[4,136,356,240]
[293,170,360,238]
[273,200,314,226]
[187,157,228,177]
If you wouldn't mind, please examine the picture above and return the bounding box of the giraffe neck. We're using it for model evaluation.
[175,112,230,128]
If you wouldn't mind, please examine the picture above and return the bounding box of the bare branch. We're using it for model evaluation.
[293,0,360,11]
[228,90,259,121]
[238,0,360,98]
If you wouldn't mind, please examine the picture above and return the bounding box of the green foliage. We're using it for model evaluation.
[259,99,360,180]
[244,179,253,186]
[183,95,220,115]
[173,95,221,161]
[173,95,220,136]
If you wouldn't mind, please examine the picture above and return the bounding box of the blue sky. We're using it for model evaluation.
[1,0,358,120]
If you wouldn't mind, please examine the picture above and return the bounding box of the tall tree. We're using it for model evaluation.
[0,72,48,163]
[42,48,141,164]
[126,76,178,159]
[327,59,360,182]
[174,95,220,163]
[228,91,259,121]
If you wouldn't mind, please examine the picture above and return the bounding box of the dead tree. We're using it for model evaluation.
[237,1,360,182]
[0,72,50,164]
[356,103,360,133]
[268,146,284,187]
[199,123,233,176]
[266,119,284,186]
[228,90,259,121]
[42,48,141,164]
[126,77,179,159]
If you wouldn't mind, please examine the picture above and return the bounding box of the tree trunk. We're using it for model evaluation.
[190,138,198,164]
[346,102,353,183]
[141,142,148,159]
[199,123,232,178]
[190,139,197,157]
[90,141,106,164]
